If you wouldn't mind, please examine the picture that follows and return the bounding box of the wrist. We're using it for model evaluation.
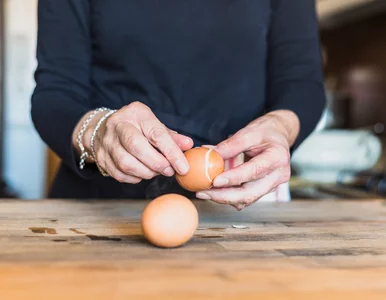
[265,110,300,146]
[72,108,109,165]
[82,111,106,158]
[72,110,94,155]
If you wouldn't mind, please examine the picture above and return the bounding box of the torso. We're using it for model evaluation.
[51,1,274,199]
[89,0,272,145]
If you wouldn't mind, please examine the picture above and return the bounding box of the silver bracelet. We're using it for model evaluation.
[77,107,109,170]
[90,109,117,177]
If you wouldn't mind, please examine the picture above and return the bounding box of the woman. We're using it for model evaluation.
[31,0,325,209]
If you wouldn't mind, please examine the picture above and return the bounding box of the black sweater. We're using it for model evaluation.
[31,0,325,199]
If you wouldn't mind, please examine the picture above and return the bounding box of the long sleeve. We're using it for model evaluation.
[31,0,97,178]
[265,0,326,152]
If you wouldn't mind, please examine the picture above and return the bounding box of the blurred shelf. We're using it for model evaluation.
[289,176,382,200]
[317,0,386,29]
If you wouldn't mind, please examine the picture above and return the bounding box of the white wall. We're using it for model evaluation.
[3,0,46,199]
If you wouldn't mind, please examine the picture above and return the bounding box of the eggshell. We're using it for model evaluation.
[176,147,225,192]
[141,193,199,248]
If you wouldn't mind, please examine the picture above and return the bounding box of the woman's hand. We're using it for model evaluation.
[73,102,193,183]
[196,110,300,210]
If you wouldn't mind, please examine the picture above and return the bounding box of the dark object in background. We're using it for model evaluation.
[0,179,17,198]
[337,170,386,197]
[376,178,386,195]
[327,92,351,129]
[337,66,386,130]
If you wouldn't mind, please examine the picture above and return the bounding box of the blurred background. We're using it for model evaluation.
[1,0,386,200]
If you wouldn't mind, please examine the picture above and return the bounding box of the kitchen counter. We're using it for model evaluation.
[1,198,386,299]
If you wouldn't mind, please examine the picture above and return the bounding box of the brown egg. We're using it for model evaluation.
[141,193,199,248]
[176,147,225,192]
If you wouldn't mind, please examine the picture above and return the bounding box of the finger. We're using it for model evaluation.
[196,170,284,206]
[140,120,189,175]
[213,154,271,188]
[103,152,143,184]
[214,126,262,160]
[212,147,289,188]
[116,122,175,177]
[168,130,194,151]
[109,145,159,180]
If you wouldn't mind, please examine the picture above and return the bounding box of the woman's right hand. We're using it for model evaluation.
[73,101,193,183]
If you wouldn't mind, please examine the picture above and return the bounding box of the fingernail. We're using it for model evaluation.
[162,166,174,177]
[183,137,192,145]
[175,160,189,174]
[196,192,211,200]
[213,177,229,187]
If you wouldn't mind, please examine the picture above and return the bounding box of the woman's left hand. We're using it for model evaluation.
[196,110,300,210]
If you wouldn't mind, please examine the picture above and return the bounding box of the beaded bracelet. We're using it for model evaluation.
[90,109,117,177]
[77,107,108,170]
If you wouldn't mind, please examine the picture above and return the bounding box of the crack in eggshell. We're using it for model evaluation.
[204,148,213,183]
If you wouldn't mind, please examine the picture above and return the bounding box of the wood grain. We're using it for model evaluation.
[1,199,386,299]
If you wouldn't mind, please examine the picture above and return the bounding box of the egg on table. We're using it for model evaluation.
[141,193,199,248]
[176,147,225,192]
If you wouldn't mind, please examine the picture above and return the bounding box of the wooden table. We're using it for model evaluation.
[1,199,386,299]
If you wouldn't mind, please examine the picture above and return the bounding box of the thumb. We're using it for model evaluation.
[214,134,246,160]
